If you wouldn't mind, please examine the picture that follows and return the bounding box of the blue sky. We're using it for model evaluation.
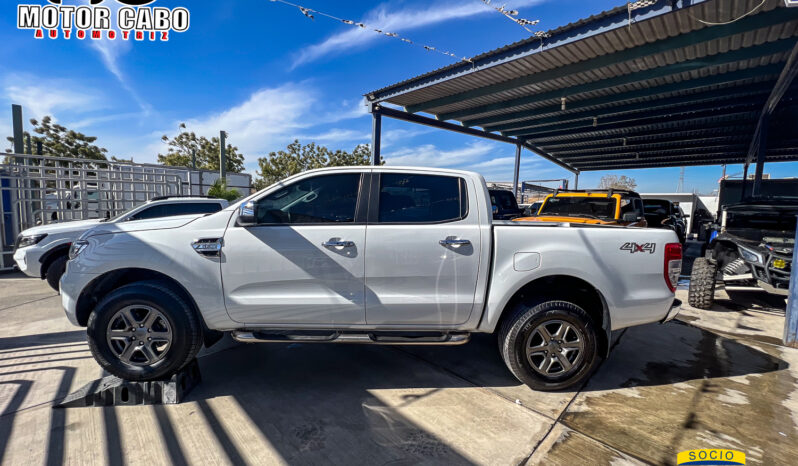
[2,0,796,193]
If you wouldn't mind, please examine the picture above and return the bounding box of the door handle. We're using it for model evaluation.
[322,240,355,248]
[439,238,471,247]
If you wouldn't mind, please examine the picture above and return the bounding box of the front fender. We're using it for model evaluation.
[71,228,234,329]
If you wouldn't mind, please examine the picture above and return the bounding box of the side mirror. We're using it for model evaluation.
[622,212,641,222]
[236,201,257,227]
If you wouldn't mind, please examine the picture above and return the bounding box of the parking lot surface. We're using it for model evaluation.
[0,273,796,465]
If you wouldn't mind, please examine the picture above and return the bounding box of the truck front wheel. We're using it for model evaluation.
[499,300,599,391]
[86,281,203,381]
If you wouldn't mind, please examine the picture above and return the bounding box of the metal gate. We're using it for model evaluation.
[0,153,251,271]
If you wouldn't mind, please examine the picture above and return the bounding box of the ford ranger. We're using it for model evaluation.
[60,167,682,391]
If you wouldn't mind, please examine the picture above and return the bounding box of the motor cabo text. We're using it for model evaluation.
[17,2,189,41]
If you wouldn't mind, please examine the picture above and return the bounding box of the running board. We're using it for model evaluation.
[231,330,470,345]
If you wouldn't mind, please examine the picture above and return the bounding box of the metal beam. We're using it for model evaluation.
[568,146,798,166]
[483,84,774,133]
[538,127,757,151]
[529,112,760,144]
[785,221,798,348]
[371,111,382,165]
[748,40,798,196]
[573,152,798,171]
[464,67,781,128]
[405,7,798,114]
[503,98,768,138]
[513,144,521,199]
[436,39,795,122]
[548,135,753,156]
[373,105,577,173]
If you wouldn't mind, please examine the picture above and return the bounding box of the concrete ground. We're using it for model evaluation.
[0,272,796,465]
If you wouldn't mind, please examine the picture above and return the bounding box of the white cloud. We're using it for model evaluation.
[167,83,317,157]
[384,141,557,181]
[295,128,371,144]
[292,0,544,68]
[385,141,497,167]
[3,76,102,121]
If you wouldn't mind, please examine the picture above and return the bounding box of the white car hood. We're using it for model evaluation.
[84,215,202,237]
[20,218,104,237]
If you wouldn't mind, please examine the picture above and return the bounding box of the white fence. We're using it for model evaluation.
[0,154,251,271]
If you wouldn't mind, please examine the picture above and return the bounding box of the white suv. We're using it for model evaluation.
[14,197,228,290]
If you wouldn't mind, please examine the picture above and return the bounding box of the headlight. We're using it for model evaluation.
[68,240,89,260]
[16,233,47,249]
[738,245,763,264]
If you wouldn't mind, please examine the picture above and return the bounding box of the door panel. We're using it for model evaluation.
[222,225,366,324]
[364,173,481,326]
[221,171,367,325]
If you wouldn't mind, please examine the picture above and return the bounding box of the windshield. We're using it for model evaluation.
[538,196,616,219]
[490,191,517,210]
[644,200,670,214]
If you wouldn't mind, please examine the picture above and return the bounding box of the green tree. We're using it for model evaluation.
[598,174,637,191]
[255,140,374,189]
[5,116,108,160]
[157,127,245,173]
[207,179,241,202]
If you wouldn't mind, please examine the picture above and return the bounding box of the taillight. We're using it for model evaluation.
[664,242,682,292]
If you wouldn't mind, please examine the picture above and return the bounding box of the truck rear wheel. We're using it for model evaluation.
[86,281,203,381]
[688,257,717,310]
[498,300,599,391]
[45,255,68,292]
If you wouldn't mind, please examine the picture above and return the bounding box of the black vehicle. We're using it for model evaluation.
[643,199,687,244]
[688,199,796,309]
[489,189,524,220]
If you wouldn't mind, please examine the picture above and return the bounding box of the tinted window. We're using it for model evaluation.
[378,174,466,223]
[256,173,361,224]
[539,197,616,219]
[129,205,165,221]
[490,190,517,210]
[129,202,222,221]
[163,202,223,216]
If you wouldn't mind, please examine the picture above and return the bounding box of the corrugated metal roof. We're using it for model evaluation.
[366,0,798,171]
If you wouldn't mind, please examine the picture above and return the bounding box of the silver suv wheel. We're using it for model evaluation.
[525,320,584,376]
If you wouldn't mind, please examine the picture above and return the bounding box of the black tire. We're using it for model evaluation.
[45,255,68,292]
[688,257,717,310]
[86,281,203,381]
[498,300,600,391]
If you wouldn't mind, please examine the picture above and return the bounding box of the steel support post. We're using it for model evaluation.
[512,143,522,199]
[371,110,382,166]
[12,105,24,156]
[219,131,227,183]
[574,171,580,189]
[752,118,768,197]
[784,217,798,348]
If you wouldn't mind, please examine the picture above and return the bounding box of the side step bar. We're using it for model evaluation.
[232,330,470,345]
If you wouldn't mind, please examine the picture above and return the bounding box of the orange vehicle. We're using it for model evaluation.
[514,189,648,227]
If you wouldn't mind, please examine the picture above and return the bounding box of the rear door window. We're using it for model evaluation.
[377,174,467,223]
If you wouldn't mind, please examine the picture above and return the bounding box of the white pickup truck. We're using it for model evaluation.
[61,167,682,391]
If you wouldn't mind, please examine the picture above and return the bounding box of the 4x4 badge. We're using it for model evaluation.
[620,242,656,254]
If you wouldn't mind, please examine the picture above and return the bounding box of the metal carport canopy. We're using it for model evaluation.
[365,0,798,191]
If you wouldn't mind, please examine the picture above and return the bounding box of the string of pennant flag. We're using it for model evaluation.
[268,0,474,64]
[479,0,540,33]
